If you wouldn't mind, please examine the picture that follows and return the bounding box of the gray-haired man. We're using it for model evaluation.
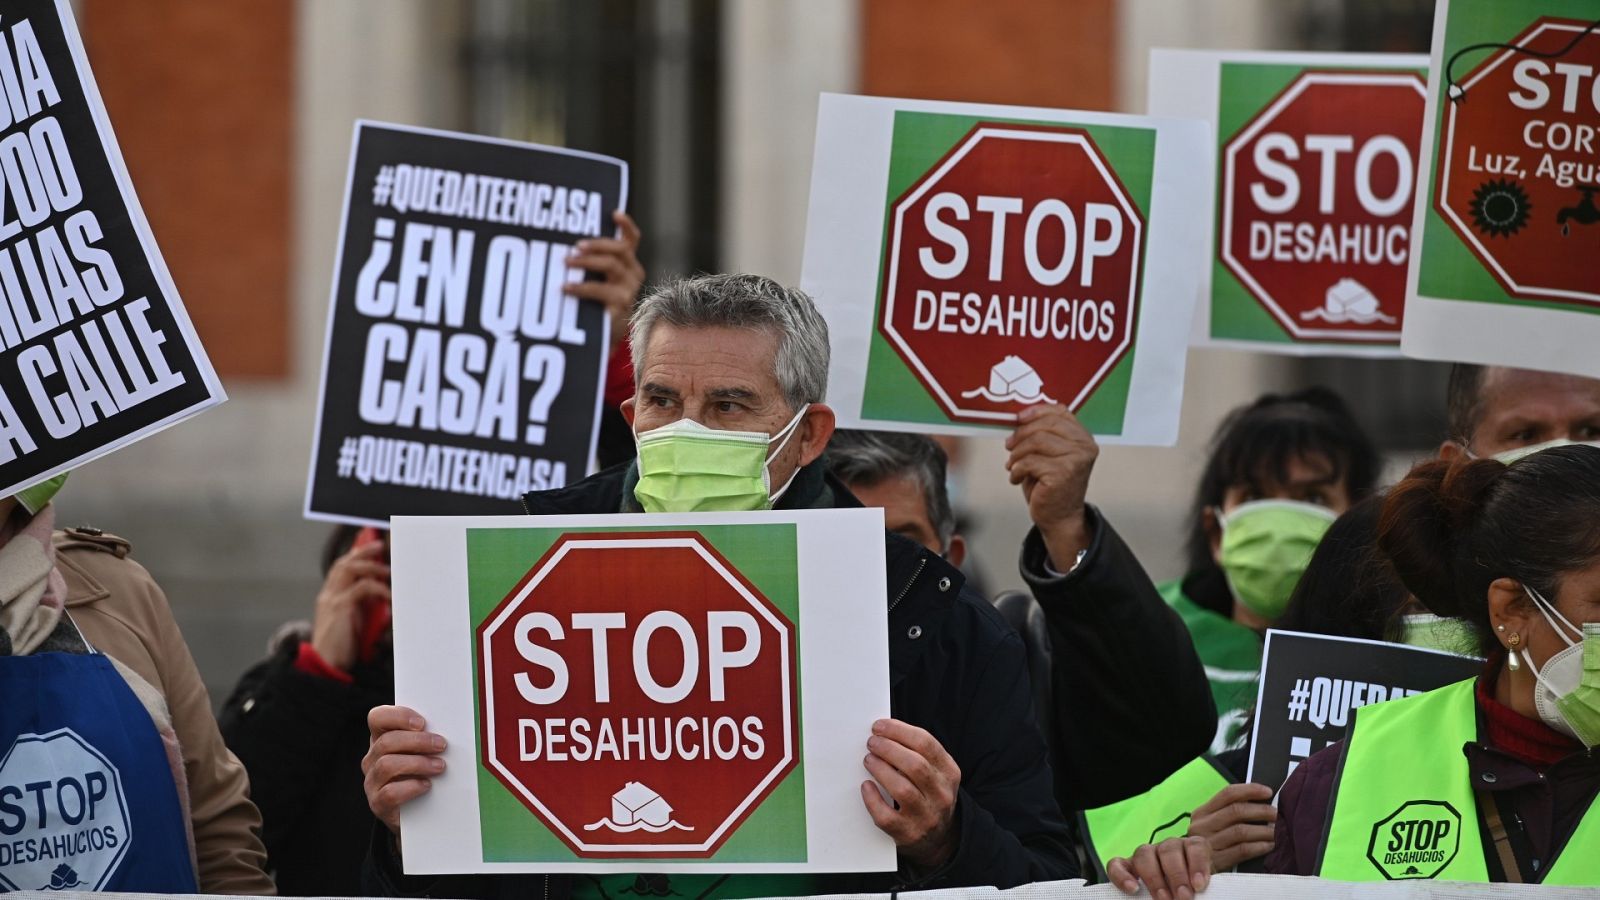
[362,275,1075,898]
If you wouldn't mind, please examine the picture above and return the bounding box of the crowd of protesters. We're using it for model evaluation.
[5,212,1599,899]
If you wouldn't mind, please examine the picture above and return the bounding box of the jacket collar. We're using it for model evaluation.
[885,531,964,685]
[57,549,109,609]
[524,458,843,515]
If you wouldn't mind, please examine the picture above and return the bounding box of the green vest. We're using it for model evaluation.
[1079,755,1234,880]
[1160,579,1261,751]
[1317,678,1600,885]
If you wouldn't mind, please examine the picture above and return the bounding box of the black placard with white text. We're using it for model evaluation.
[0,0,224,496]
[306,122,623,525]
[1246,630,1482,792]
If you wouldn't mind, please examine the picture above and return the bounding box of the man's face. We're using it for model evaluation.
[622,323,833,489]
[844,474,964,566]
[1450,368,1600,459]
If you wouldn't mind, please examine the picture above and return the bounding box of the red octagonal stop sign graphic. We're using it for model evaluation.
[477,532,798,858]
[880,123,1144,425]
[1221,70,1425,342]
[1436,17,1600,307]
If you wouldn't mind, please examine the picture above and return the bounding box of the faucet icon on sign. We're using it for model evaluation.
[1558,186,1599,236]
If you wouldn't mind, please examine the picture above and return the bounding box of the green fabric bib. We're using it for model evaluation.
[1160,580,1262,750]
[1079,755,1233,880]
[1317,678,1600,884]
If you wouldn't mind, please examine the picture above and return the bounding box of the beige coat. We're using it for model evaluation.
[55,527,275,895]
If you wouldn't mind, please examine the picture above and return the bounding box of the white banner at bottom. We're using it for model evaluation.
[802,874,1600,900]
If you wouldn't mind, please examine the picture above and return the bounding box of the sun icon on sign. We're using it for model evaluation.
[1469,179,1531,238]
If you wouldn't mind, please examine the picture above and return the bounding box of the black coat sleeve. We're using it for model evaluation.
[1021,505,1217,810]
[923,623,1078,889]
[362,824,528,899]
[218,640,382,862]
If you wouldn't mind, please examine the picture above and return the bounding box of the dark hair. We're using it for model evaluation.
[1445,363,1488,445]
[321,525,363,576]
[1184,387,1381,577]
[1378,444,1600,654]
[825,430,954,544]
[1277,495,1411,642]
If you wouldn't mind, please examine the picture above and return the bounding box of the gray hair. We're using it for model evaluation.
[629,274,830,412]
[825,430,956,545]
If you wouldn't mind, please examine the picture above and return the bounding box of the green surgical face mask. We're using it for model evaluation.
[632,406,808,514]
[12,472,67,516]
[1399,613,1480,657]
[1215,499,1336,621]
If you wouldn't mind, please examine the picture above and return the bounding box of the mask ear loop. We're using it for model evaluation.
[1526,585,1582,646]
[762,404,812,504]
[764,404,811,463]
[1519,585,1583,691]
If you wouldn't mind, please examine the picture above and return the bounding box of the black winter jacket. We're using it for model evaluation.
[219,636,395,895]
[364,460,1076,897]
[1020,506,1218,811]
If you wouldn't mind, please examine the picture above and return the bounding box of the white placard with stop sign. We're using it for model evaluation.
[801,93,1210,445]
[389,508,895,874]
[1149,49,1430,358]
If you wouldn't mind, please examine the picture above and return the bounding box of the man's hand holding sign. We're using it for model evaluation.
[860,719,961,870]
[1007,403,1099,571]
[564,210,645,347]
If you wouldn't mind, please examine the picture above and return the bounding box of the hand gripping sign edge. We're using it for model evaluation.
[1220,69,1426,343]
[1434,16,1600,308]
[475,530,800,859]
[876,121,1146,426]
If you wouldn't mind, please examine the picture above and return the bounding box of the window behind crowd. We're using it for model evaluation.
[462,0,723,281]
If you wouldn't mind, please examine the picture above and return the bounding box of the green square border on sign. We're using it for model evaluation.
[1414,0,1600,318]
[860,110,1157,435]
[1210,61,1426,348]
[465,523,807,863]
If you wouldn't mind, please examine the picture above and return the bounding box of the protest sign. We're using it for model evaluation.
[1246,629,1481,791]
[1149,50,1428,357]
[388,508,896,874]
[0,0,224,497]
[1404,1,1600,377]
[801,93,1209,445]
[306,122,621,526]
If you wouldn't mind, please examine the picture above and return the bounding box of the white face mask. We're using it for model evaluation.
[1520,585,1600,747]
[1486,438,1600,465]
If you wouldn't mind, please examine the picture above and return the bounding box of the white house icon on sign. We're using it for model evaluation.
[613,782,672,827]
[584,782,692,834]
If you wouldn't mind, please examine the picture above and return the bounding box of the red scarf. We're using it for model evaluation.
[1477,655,1581,770]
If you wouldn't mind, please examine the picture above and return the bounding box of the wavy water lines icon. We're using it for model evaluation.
[582,782,694,834]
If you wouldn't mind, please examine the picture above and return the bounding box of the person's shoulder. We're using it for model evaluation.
[521,461,631,515]
[54,526,163,610]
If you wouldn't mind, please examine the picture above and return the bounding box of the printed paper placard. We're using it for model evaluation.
[389,509,896,874]
[0,0,225,497]
[1149,50,1429,357]
[1246,630,1480,792]
[1403,0,1600,377]
[801,93,1209,445]
[306,122,623,526]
